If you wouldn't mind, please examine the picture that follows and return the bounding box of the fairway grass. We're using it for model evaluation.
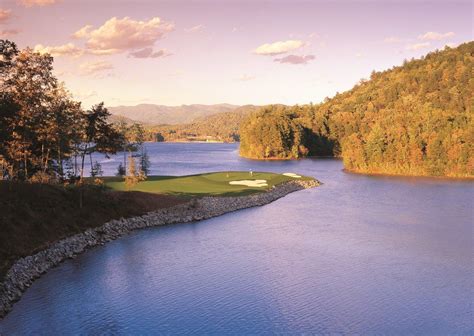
[103,171,314,197]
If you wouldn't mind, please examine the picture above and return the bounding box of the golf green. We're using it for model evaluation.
[104,171,313,197]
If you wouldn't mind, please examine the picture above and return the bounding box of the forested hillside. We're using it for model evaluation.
[108,103,239,125]
[148,105,260,142]
[240,42,473,177]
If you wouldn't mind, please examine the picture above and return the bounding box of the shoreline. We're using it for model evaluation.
[239,153,473,180]
[0,179,319,319]
[342,168,474,181]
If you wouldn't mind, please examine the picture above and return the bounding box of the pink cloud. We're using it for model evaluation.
[72,25,93,39]
[18,0,59,7]
[418,31,455,41]
[405,42,430,51]
[79,60,114,76]
[0,29,20,37]
[74,17,174,56]
[254,40,305,56]
[128,47,171,58]
[0,9,12,24]
[185,24,204,33]
[34,43,83,57]
[274,54,315,64]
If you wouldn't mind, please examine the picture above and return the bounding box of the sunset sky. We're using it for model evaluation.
[1,0,472,107]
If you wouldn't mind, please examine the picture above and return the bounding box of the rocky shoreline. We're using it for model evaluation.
[0,179,319,318]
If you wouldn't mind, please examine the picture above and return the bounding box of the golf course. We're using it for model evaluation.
[103,171,314,197]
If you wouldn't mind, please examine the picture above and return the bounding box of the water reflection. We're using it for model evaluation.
[1,143,472,334]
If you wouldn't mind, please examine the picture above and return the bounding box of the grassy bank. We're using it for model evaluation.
[1,171,311,279]
[0,182,185,279]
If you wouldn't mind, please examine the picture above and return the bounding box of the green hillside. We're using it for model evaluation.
[149,105,261,142]
[108,103,239,125]
[240,42,474,178]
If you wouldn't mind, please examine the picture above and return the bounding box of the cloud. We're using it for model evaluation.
[384,36,402,43]
[79,60,114,76]
[418,31,455,41]
[0,29,20,37]
[406,42,430,51]
[185,24,204,33]
[0,9,12,24]
[74,17,174,56]
[128,47,171,58]
[72,24,93,39]
[238,74,256,81]
[274,54,315,65]
[18,0,59,7]
[34,43,83,57]
[254,40,305,56]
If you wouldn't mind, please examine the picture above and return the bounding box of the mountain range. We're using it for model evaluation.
[108,103,241,125]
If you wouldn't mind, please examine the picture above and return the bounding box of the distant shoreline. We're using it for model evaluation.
[156,140,229,144]
[240,152,473,180]
[343,168,474,181]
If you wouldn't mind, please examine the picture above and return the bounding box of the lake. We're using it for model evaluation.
[1,143,472,335]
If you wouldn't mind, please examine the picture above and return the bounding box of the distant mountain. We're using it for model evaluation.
[108,103,239,125]
[148,105,261,142]
[107,114,139,125]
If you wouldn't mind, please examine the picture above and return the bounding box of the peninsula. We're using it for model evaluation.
[0,171,319,318]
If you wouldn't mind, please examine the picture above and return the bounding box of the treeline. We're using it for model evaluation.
[0,40,148,182]
[239,105,310,159]
[240,42,474,177]
[147,105,260,142]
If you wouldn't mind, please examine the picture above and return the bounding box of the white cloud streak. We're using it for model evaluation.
[254,40,305,56]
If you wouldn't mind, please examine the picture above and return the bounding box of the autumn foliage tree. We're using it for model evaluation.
[239,41,473,177]
[0,39,124,182]
[240,105,308,159]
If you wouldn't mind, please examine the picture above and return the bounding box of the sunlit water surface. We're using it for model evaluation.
[1,143,473,335]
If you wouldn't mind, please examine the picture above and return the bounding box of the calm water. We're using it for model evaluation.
[1,143,473,335]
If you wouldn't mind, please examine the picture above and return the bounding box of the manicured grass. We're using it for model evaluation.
[104,171,313,197]
[0,171,312,279]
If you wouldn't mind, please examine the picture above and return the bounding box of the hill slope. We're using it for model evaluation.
[149,105,260,142]
[240,42,474,177]
[108,103,239,125]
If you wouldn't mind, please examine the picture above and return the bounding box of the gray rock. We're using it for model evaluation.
[0,179,319,318]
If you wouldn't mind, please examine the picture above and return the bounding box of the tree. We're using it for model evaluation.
[0,41,84,181]
[238,41,474,177]
[125,155,140,189]
[78,102,125,180]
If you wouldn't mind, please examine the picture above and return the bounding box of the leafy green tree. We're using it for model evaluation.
[79,102,125,180]
[239,41,474,178]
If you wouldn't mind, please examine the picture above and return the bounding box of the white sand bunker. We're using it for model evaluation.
[283,172,302,178]
[229,179,268,187]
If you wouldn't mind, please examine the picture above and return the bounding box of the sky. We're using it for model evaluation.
[0,0,472,107]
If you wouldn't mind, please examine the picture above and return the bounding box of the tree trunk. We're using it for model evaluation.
[57,145,63,179]
[123,147,127,175]
[43,149,50,174]
[80,144,88,181]
[89,152,93,173]
[74,145,78,176]
[24,152,28,180]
